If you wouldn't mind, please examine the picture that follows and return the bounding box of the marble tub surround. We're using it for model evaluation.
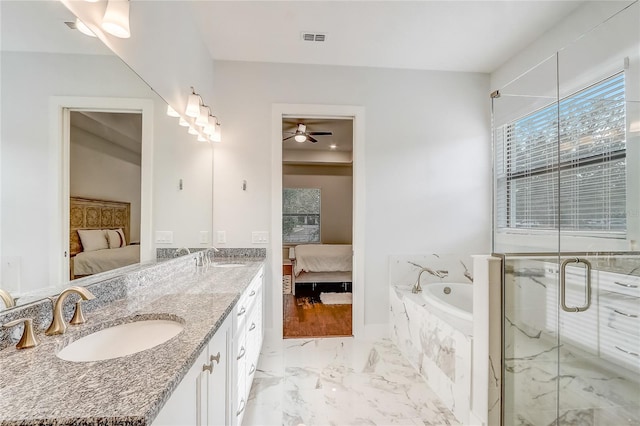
[388,253,474,289]
[0,256,265,425]
[243,337,460,426]
[389,286,472,424]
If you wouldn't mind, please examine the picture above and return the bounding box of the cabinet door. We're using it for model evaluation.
[153,349,208,426]
[207,315,230,426]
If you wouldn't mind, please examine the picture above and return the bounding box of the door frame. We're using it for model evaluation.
[51,96,154,285]
[270,103,365,340]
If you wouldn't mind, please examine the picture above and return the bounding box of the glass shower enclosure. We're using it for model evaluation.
[492,2,640,424]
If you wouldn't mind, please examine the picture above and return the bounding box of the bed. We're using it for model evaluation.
[291,244,352,295]
[70,197,140,279]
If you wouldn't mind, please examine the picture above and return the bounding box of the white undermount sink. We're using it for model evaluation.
[213,263,244,268]
[57,319,184,362]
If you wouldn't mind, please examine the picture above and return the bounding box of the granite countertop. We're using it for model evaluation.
[0,259,264,425]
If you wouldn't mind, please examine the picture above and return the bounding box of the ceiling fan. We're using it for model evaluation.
[283,123,332,143]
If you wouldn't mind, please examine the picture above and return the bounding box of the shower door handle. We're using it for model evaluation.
[560,258,592,313]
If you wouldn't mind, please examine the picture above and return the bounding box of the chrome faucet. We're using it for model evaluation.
[46,286,95,336]
[0,289,16,309]
[412,267,449,294]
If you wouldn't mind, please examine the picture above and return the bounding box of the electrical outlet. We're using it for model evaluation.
[199,231,209,244]
[251,231,269,244]
[216,231,226,244]
[155,231,174,244]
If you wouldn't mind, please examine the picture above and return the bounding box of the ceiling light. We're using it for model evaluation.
[75,19,97,37]
[178,117,190,127]
[330,144,337,149]
[102,0,131,39]
[294,134,307,143]
[166,105,180,117]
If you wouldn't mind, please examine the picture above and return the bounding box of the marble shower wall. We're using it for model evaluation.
[503,257,640,426]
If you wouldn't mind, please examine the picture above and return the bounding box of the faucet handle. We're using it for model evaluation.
[69,300,88,325]
[3,317,38,349]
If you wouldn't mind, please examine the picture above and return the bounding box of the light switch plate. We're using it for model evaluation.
[155,231,174,244]
[199,231,209,244]
[251,231,269,244]
[216,231,226,244]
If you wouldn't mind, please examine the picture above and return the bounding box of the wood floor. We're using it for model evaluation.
[283,293,352,338]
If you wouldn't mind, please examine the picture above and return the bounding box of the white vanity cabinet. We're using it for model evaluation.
[153,314,232,426]
[232,267,264,425]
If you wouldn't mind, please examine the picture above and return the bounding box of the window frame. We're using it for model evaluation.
[282,187,322,244]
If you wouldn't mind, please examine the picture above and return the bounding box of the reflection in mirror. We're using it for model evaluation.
[0,1,213,310]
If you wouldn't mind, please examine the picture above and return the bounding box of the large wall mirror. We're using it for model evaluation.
[0,1,213,310]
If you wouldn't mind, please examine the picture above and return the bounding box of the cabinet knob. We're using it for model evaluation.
[210,351,221,365]
[237,306,246,317]
[249,290,256,297]
[249,322,256,331]
[236,398,246,417]
[237,346,246,360]
[202,362,213,373]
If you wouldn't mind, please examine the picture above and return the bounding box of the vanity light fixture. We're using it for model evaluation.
[185,88,203,118]
[212,122,222,142]
[102,0,131,39]
[187,126,199,136]
[166,105,180,118]
[178,117,190,127]
[197,134,208,143]
[75,19,97,37]
[195,105,210,127]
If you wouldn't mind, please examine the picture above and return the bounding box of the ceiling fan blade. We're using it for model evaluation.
[308,136,319,143]
[283,135,296,141]
[307,131,332,136]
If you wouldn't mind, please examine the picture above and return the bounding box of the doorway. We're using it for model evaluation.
[270,103,365,341]
[67,110,142,280]
[281,117,353,338]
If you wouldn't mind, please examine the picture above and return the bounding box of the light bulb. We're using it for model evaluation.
[294,134,307,143]
[178,117,189,127]
[102,0,131,39]
[75,19,97,37]
[185,93,201,118]
[166,105,180,117]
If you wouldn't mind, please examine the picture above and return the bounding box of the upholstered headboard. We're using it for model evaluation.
[70,197,131,256]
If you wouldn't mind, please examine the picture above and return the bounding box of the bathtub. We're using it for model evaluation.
[422,283,473,322]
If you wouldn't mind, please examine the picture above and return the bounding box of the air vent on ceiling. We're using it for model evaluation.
[301,32,327,42]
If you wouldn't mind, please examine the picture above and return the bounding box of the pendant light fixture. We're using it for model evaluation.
[102,0,131,39]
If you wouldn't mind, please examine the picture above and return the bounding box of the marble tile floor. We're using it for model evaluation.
[243,337,460,426]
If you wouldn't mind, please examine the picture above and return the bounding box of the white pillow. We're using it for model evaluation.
[77,229,108,252]
[106,228,127,249]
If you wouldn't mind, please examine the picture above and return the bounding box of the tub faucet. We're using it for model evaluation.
[412,268,449,294]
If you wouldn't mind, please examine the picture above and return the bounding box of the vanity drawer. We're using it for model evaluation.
[600,325,640,372]
[598,271,640,298]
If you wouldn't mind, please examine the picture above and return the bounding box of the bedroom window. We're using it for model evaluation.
[283,188,321,243]
[495,72,627,236]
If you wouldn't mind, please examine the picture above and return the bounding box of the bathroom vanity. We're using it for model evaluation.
[0,254,264,425]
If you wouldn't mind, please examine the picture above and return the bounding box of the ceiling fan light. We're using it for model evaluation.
[102,0,131,39]
[185,93,201,118]
[166,105,180,117]
[195,106,209,127]
[294,134,307,143]
[75,18,97,37]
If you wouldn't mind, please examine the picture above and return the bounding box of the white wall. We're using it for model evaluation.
[70,129,142,243]
[283,168,353,244]
[1,51,212,296]
[213,60,491,328]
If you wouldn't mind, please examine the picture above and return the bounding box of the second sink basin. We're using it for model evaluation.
[57,319,184,362]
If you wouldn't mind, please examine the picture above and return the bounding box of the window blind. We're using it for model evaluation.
[495,73,627,235]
